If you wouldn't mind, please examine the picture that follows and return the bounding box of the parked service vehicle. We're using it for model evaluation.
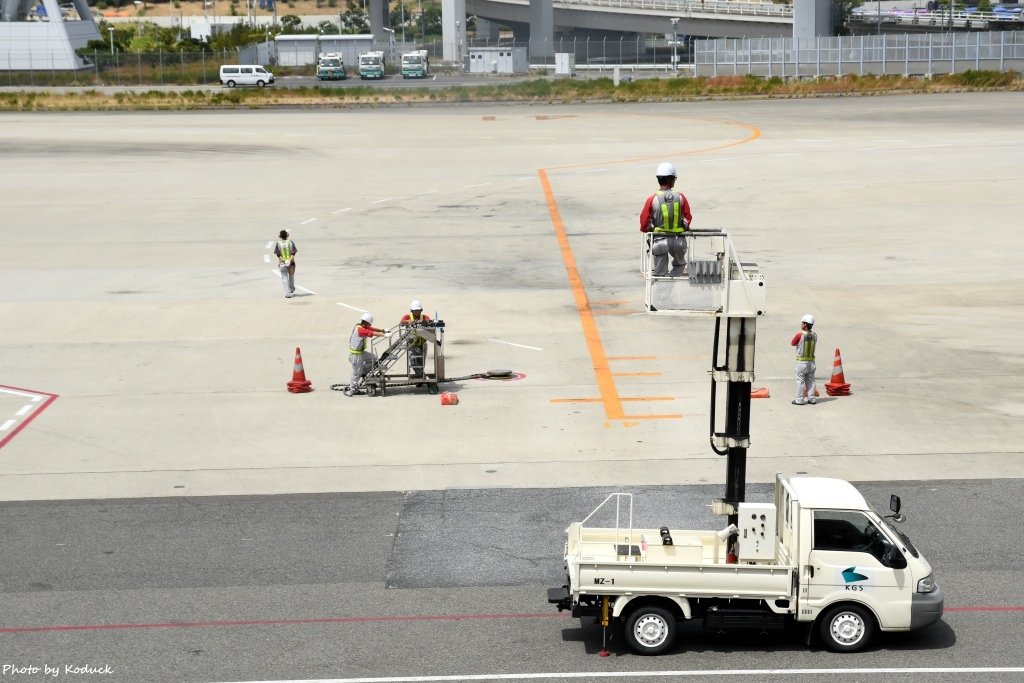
[548,474,943,655]
[317,52,347,80]
[219,65,275,87]
[358,51,385,79]
[401,50,429,78]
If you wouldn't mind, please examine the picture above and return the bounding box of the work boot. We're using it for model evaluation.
[791,399,805,405]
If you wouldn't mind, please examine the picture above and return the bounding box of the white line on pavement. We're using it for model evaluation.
[16,405,33,417]
[300,218,318,225]
[336,302,368,312]
[213,666,1024,683]
[488,339,543,351]
[296,285,318,296]
[332,208,352,214]
[266,241,274,249]
[264,254,271,263]
[464,183,491,188]
[370,198,392,204]
[0,419,15,432]
[0,388,42,400]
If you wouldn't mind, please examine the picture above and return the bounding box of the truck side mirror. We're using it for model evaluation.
[889,495,901,515]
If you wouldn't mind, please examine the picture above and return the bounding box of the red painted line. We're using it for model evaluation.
[945,606,1024,612]
[1,606,1018,635]
[0,611,570,635]
[0,384,59,450]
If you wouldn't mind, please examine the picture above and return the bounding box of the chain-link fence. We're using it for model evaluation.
[695,30,1024,77]
[0,48,241,86]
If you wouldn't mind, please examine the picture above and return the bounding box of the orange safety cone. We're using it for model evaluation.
[287,347,313,393]
[440,392,459,405]
[750,387,770,399]
[824,348,851,397]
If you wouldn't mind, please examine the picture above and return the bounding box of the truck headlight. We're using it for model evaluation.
[917,574,936,593]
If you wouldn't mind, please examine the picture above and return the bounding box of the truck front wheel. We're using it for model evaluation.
[819,604,875,653]
[623,606,676,655]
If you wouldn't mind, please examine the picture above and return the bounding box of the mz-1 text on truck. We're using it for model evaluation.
[547,229,943,655]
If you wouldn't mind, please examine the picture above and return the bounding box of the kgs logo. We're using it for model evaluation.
[842,566,868,591]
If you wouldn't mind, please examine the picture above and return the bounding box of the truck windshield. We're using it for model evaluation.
[322,59,340,67]
[879,517,920,558]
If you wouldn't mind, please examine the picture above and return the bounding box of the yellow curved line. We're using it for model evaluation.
[546,118,762,173]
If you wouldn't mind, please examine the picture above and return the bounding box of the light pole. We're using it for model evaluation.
[400,0,405,44]
[108,26,115,54]
[877,0,882,34]
[455,19,461,67]
[670,17,679,73]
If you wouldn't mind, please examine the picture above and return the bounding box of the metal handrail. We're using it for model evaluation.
[576,492,636,558]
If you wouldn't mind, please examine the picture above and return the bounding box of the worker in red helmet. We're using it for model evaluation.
[640,162,692,277]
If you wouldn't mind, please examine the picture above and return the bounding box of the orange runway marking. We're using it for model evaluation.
[538,118,761,424]
[551,396,677,404]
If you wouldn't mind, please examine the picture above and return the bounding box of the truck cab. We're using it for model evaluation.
[358,51,385,80]
[401,50,429,78]
[548,474,942,655]
[317,52,347,80]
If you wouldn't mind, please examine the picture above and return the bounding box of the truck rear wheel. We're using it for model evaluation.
[819,604,874,653]
[623,606,676,655]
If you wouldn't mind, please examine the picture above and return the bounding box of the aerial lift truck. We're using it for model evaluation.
[549,230,943,654]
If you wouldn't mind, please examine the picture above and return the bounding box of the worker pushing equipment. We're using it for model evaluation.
[339,310,448,397]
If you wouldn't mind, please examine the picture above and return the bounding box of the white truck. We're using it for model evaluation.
[548,473,943,654]
[401,49,429,78]
[316,52,347,81]
[358,50,385,79]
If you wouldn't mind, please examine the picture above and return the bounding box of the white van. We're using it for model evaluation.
[219,65,275,88]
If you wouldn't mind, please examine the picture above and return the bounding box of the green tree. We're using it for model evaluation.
[280,13,302,32]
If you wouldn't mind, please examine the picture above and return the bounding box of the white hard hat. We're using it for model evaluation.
[410,300,423,311]
[801,314,815,325]
[361,312,374,324]
[656,162,677,177]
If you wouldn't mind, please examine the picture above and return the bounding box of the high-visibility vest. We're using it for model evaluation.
[650,190,685,235]
[349,325,367,354]
[403,313,430,347]
[277,240,293,262]
[795,331,817,362]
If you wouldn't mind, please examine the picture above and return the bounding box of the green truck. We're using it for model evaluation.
[358,51,385,80]
[317,53,347,80]
[401,50,429,78]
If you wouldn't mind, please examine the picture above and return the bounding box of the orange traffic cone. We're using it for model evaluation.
[825,348,851,397]
[287,347,313,393]
[750,387,770,399]
[440,392,459,405]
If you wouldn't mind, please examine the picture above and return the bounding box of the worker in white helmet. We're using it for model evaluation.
[399,300,432,378]
[348,312,387,390]
[640,162,692,277]
[791,314,818,405]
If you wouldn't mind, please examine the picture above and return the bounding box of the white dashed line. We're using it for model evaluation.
[370,198,392,204]
[336,302,369,312]
[300,218,317,225]
[464,183,490,188]
[1,419,15,432]
[263,254,271,263]
[295,285,318,296]
[265,241,274,249]
[416,190,439,196]
[488,339,543,351]
[16,405,33,417]
[332,208,352,214]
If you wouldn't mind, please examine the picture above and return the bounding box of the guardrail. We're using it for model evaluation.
[850,7,1024,28]
[555,0,793,18]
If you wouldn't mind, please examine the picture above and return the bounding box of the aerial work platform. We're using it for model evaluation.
[641,229,767,317]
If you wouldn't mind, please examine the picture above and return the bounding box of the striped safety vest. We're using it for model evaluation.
[277,240,293,262]
[795,331,817,362]
[349,325,368,355]
[650,190,685,235]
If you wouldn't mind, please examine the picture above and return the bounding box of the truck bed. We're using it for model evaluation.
[567,523,794,599]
